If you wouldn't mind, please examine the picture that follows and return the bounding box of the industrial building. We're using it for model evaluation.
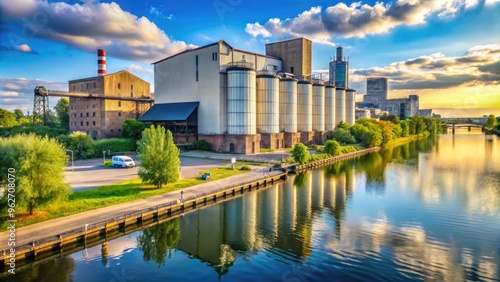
[364,77,388,102]
[69,49,151,139]
[140,38,356,154]
[357,77,419,120]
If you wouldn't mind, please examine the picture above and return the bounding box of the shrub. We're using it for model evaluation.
[340,146,357,154]
[68,131,95,159]
[332,128,356,144]
[239,166,251,171]
[93,138,135,157]
[103,160,112,167]
[291,143,310,165]
[324,140,341,156]
[193,139,211,151]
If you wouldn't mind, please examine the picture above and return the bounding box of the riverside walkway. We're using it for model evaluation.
[0,166,280,251]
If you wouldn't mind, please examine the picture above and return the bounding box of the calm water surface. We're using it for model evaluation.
[6,130,500,282]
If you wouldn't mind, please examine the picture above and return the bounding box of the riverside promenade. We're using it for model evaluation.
[0,165,281,251]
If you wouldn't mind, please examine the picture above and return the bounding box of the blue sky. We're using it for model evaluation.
[1,0,499,116]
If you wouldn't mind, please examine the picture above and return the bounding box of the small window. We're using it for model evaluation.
[86,83,88,89]
[80,84,83,90]
[80,113,83,117]
[118,83,121,89]
[93,112,96,117]
[93,82,96,88]
[195,55,198,65]
[118,129,121,132]
[73,85,75,90]
[118,112,121,117]
[212,52,218,61]
[80,121,83,126]
[86,105,89,109]
[73,113,76,118]
[92,121,96,126]
[118,101,121,107]
[86,131,89,135]
[290,67,294,73]
[130,85,133,97]
[111,129,114,132]
[86,121,89,126]
[86,113,89,117]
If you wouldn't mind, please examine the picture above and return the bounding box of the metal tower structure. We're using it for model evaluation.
[33,86,50,125]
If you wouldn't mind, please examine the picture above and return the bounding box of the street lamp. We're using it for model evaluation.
[66,149,74,172]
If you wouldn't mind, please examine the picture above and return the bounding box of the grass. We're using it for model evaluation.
[260,148,275,153]
[0,166,248,229]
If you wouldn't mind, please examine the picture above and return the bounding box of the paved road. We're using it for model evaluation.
[67,156,229,191]
[0,166,281,250]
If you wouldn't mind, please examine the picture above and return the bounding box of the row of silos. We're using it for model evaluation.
[227,67,355,136]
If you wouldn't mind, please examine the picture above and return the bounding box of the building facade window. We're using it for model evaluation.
[80,121,83,126]
[86,121,89,126]
[195,55,199,81]
[118,112,121,117]
[92,121,96,126]
[212,52,217,61]
[118,83,121,89]
[118,101,121,107]
[80,113,83,117]
[130,85,133,97]
[93,112,96,117]
[86,113,89,117]
[86,83,88,89]
[93,82,96,88]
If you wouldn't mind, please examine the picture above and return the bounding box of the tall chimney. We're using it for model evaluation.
[98,49,106,76]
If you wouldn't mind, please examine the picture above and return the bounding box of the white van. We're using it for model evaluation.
[111,156,135,168]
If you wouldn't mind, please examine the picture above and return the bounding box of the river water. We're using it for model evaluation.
[6,130,500,282]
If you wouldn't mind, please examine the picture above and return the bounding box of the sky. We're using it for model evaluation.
[1,0,499,117]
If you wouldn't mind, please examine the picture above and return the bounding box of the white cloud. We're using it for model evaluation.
[126,64,153,74]
[351,43,500,90]
[485,0,500,5]
[246,0,484,44]
[0,0,194,62]
[0,77,67,112]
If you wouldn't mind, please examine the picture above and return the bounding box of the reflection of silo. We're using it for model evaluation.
[257,74,280,133]
[312,83,325,131]
[325,85,336,130]
[297,81,313,132]
[346,89,356,124]
[279,78,298,132]
[312,170,324,209]
[257,185,279,239]
[227,67,256,134]
[335,87,346,124]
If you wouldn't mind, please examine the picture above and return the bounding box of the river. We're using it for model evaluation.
[5,129,500,281]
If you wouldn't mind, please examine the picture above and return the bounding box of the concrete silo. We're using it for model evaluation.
[335,87,346,125]
[325,85,336,138]
[345,89,356,124]
[279,78,300,148]
[312,82,326,144]
[297,80,314,145]
[226,65,260,154]
[257,73,283,149]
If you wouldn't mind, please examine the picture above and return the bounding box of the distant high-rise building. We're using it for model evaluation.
[328,47,349,88]
[365,77,388,102]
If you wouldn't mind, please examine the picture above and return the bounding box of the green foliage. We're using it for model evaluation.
[54,98,70,130]
[324,140,341,156]
[138,125,180,188]
[0,134,71,215]
[400,120,410,137]
[291,142,310,164]
[103,160,112,167]
[93,138,135,157]
[486,114,497,129]
[137,219,181,267]
[239,165,251,171]
[309,153,331,162]
[339,145,358,154]
[409,116,427,135]
[335,121,351,130]
[0,108,17,128]
[193,139,211,151]
[13,109,25,121]
[0,124,69,138]
[351,122,383,148]
[332,128,356,144]
[378,120,396,146]
[380,113,400,124]
[122,118,150,144]
[68,131,95,159]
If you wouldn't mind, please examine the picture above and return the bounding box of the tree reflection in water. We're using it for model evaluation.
[137,218,181,267]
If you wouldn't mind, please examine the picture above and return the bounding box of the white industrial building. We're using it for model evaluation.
[140,38,356,154]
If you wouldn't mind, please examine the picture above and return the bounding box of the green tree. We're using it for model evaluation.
[13,109,25,121]
[400,120,410,137]
[0,134,71,215]
[68,131,95,159]
[0,108,17,128]
[291,142,310,164]
[122,118,150,142]
[324,140,341,156]
[378,120,396,146]
[409,116,427,135]
[138,125,180,188]
[332,128,356,144]
[54,98,70,130]
[137,219,181,267]
[380,113,400,125]
[486,114,497,129]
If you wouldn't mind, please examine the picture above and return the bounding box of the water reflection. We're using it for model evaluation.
[8,133,500,281]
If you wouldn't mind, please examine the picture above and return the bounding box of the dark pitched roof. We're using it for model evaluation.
[138,102,199,122]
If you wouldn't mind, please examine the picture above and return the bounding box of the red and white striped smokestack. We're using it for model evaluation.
[97,49,106,76]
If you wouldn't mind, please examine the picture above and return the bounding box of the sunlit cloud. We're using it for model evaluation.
[0,0,194,62]
[246,0,484,44]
